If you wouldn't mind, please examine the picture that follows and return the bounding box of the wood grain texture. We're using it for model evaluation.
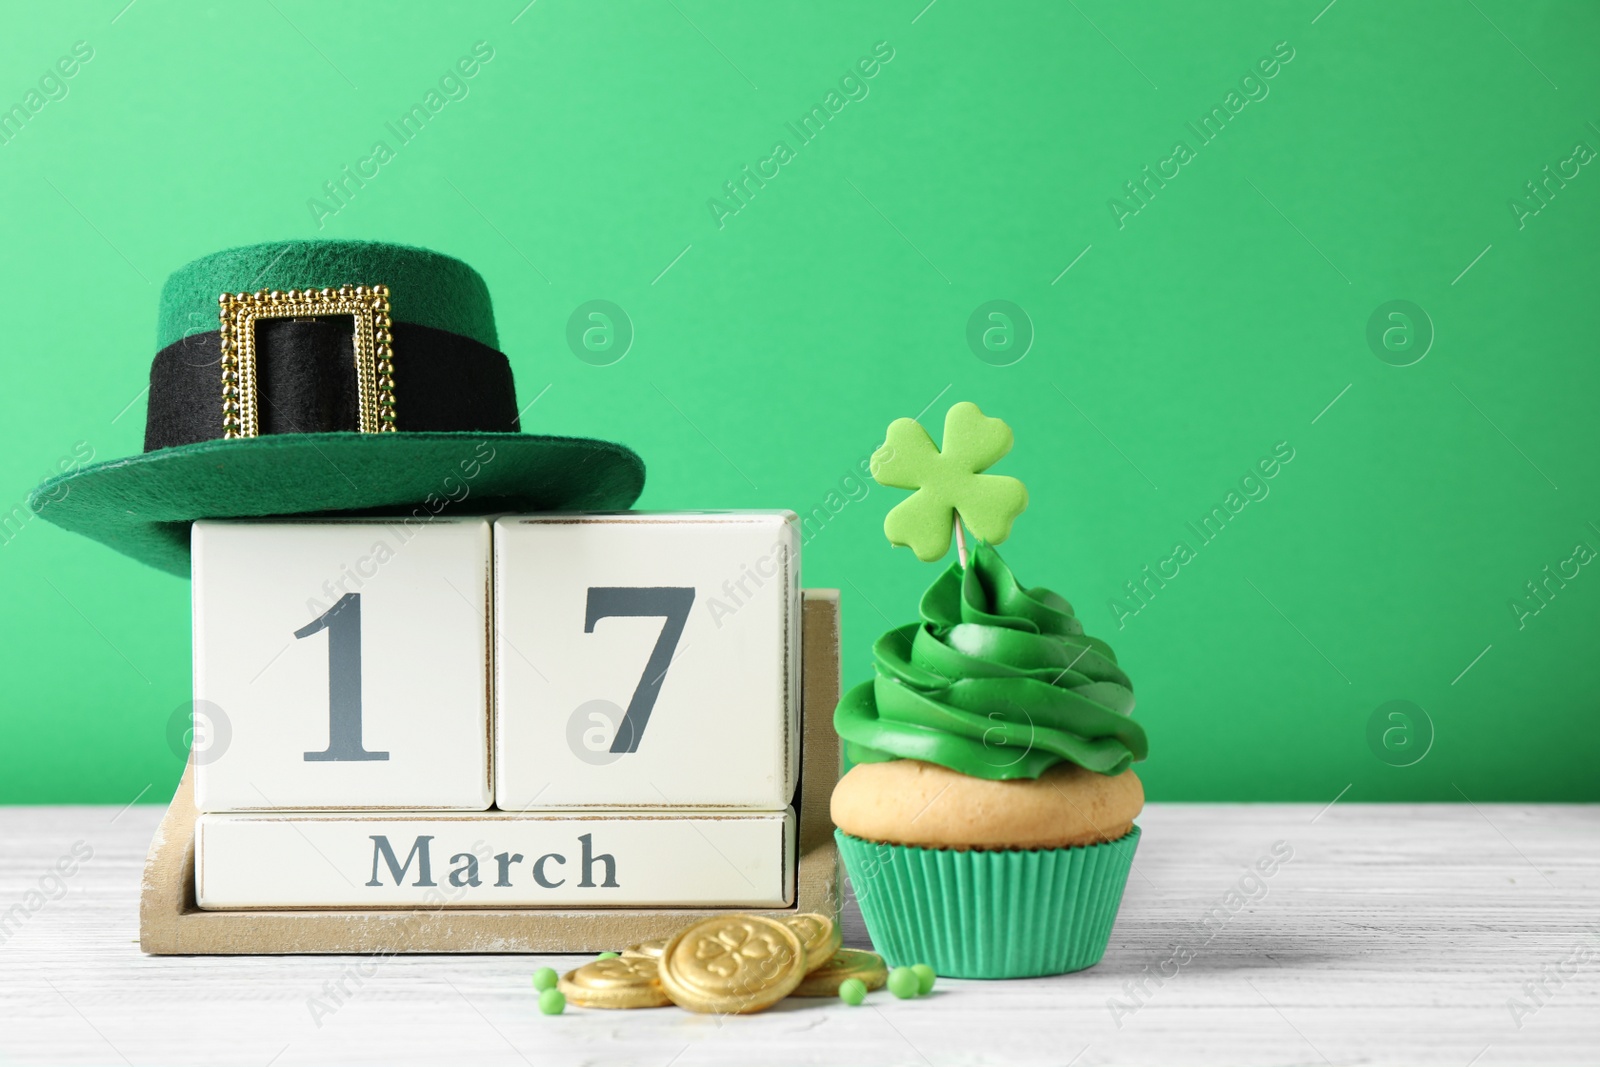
[2,802,1594,1064]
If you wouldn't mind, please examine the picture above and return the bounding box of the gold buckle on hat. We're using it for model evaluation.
[218,285,396,439]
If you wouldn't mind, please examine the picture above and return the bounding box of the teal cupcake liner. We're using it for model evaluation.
[837,825,1140,979]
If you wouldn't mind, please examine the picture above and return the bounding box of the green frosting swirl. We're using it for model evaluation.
[835,542,1147,780]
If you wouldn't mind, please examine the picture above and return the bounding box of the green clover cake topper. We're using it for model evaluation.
[869,401,1028,563]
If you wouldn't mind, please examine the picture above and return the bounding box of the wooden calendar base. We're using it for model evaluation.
[139,590,841,955]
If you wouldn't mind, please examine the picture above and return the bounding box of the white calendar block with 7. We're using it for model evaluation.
[494,512,800,810]
[192,519,493,812]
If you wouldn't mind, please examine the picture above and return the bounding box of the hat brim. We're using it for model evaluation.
[28,431,645,577]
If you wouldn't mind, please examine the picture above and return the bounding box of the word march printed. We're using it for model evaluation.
[195,812,795,909]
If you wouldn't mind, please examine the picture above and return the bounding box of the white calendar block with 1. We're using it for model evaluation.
[494,512,800,810]
[192,519,493,812]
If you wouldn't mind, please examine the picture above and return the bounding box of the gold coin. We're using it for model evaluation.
[622,938,668,959]
[783,913,843,973]
[791,948,890,997]
[557,956,672,1010]
[658,914,808,1014]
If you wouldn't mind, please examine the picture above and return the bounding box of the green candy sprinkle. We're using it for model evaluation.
[911,964,936,995]
[887,966,920,999]
[531,967,558,992]
[838,978,867,1006]
[538,988,566,1015]
[596,951,621,960]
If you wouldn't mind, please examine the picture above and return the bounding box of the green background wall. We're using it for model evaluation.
[2,1,1596,805]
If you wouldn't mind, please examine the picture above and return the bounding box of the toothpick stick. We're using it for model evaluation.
[954,515,969,569]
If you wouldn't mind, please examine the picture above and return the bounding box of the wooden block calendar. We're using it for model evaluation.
[141,512,840,954]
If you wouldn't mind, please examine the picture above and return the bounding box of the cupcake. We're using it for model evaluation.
[832,402,1148,979]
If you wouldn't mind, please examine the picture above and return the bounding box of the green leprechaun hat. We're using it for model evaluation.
[28,239,644,576]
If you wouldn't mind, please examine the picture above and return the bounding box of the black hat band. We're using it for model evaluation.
[145,319,521,453]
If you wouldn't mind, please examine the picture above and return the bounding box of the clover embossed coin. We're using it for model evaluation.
[557,955,672,1010]
[791,948,889,997]
[622,938,668,959]
[783,912,843,973]
[658,914,808,1014]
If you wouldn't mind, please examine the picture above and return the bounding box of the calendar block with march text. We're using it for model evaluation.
[494,512,800,810]
[141,588,841,954]
[192,519,493,813]
[195,809,795,908]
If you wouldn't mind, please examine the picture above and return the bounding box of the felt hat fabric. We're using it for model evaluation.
[29,239,645,576]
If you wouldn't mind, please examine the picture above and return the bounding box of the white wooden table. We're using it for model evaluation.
[1,803,1595,1066]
